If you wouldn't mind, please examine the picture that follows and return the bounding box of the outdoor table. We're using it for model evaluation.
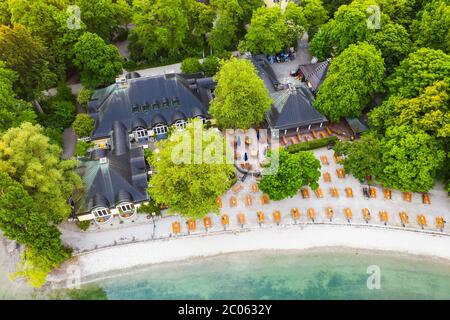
[273,211,281,224]
[326,207,334,221]
[291,208,300,221]
[422,193,431,204]
[336,168,345,178]
[399,212,409,226]
[251,183,259,193]
[403,192,412,202]
[230,196,238,207]
[257,211,265,224]
[417,214,427,229]
[307,208,316,222]
[260,194,270,205]
[379,211,389,225]
[383,189,392,200]
[237,213,246,227]
[246,194,253,207]
[216,196,222,208]
[301,188,310,199]
[323,172,332,183]
[436,216,445,231]
[345,187,353,198]
[344,208,353,222]
[320,131,327,139]
[362,208,371,223]
[187,219,196,232]
[221,214,230,227]
[203,217,212,230]
[320,155,329,165]
[330,187,339,198]
[369,187,377,198]
[314,188,324,198]
[232,184,243,193]
[172,221,181,234]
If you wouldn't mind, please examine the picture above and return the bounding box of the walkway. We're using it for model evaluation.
[61,127,77,160]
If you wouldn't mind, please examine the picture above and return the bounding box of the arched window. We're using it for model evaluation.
[154,124,168,135]
[118,203,133,213]
[134,128,148,139]
[92,207,110,217]
[174,120,186,130]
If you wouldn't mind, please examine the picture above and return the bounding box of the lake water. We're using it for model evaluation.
[70,249,450,300]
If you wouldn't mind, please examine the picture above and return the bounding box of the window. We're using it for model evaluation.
[162,98,169,108]
[132,105,141,113]
[142,102,151,112]
[135,128,148,138]
[152,100,160,109]
[172,97,180,107]
[174,120,186,130]
[119,203,133,212]
[196,116,207,124]
[93,208,109,217]
[154,124,168,135]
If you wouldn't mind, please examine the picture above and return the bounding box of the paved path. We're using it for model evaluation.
[62,127,77,160]
[60,147,450,253]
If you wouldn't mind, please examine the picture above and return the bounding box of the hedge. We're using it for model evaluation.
[287,136,338,153]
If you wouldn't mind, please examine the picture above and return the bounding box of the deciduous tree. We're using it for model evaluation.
[258,149,321,200]
[210,58,272,129]
[72,114,95,138]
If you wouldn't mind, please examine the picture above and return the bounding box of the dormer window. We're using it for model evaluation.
[152,100,160,109]
[132,104,141,113]
[162,98,169,108]
[172,97,180,107]
[142,102,151,112]
[118,203,133,212]
[93,208,110,217]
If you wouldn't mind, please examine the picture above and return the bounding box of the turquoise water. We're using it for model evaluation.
[79,249,450,300]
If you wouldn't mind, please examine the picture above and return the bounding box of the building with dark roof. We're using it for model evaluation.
[266,84,328,136]
[87,73,216,142]
[247,54,284,92]
[74,121,149,224]
[298,59,330,92]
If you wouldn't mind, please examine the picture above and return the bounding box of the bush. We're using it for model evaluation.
[38,98,76,131]
[202,56,220,77]
[181,57,202,74]
[77,88,93,108]
[77,220,91,231]
[56,82,74,102]
[287,136,338,153]
[75,140,92,157]
[137,199,161,216]
[72,114,94,138]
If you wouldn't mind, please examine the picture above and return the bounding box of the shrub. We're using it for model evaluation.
[287,136,338,153]
[137,199,161,216]
[77,88,93,107]
[181,57,202,74]
[72,114,94,138]
[77,220,91,231]
[75,140,92,157]
[202,56,220,77]
[56,82,74,102]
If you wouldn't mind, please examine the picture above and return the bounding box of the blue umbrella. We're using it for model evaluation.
[237,136,241,146]
[244,152,248,162]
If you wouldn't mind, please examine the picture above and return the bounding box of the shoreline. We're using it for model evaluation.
[56,224,450,287]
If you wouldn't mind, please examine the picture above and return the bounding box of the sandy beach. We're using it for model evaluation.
[74,224,450,283]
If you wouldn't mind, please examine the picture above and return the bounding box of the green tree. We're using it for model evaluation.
[210,57,272,129]
[309,21,335,59]
[300,0,328,38]
[258,149,321,200]
[0,24,56,100]
[75,0,132,41]
[202,56,220,77]
[386,48,450,98]
[181,57,202,74]
[367,23,412,73]
[148,119,235,218]
[72,114,95,138]
[38,99,76,131]
[76,88,93,108]
[208,14,239,53]
[243,6,288,54]
[370,81,450,139]
[314,42,385,121]
[0,62,36,132]
[334,132,381,181]
[376,126,446,192]
[72,32,123,88]
[411,0,450,54]
[284,2,307,47]
[0,123,81,287]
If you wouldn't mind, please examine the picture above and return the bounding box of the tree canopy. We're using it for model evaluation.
[72,32,123,88]
[210,57,272,129]
[0,24,55,100]
[148,119,235,218]
[72,114,95,138]
[0,62,36,132]
[258,149,321,201]
[314,42,385,122]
